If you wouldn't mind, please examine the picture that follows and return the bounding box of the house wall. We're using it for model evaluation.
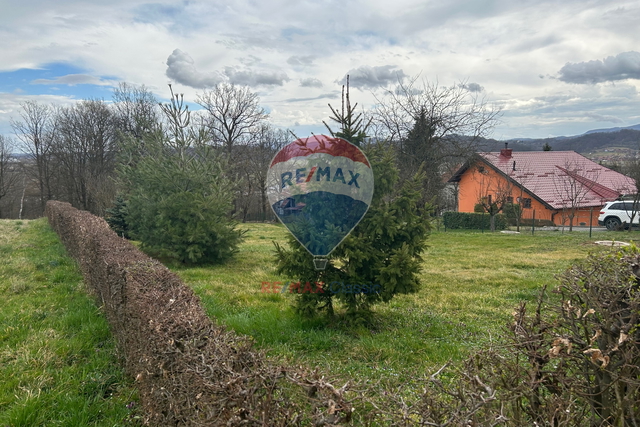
[554,207,601,227]
[457,161,601,226]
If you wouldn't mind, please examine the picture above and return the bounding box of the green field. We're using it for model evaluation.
[172,223,624,391]
[0,218,630,423]
[0,219,139,426]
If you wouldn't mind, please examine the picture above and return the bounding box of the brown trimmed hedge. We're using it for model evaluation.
[45,201,352,426]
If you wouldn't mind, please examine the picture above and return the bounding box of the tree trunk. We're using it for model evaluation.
[569,212,574,232]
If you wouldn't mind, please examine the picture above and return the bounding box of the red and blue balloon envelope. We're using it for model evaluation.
[267,135,374,270]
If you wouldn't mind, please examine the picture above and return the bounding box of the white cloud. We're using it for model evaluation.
[165,49,289,88]
[287,56,316,67]
[299,78,323,88]
[284,92,339,103]
[223,66,290,87]
[165,49,224,89]
[460,82,484,92]
[340,65,406,90]
[558,51,640,84]
[583,112,624,124]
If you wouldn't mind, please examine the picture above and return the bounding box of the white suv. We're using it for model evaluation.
[598,201,640,230]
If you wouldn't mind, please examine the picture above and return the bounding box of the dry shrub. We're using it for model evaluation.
[368,249,640,426]
[46,201,353,426]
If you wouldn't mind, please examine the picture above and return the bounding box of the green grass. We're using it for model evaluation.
[173,223,628,390]
[0,219,139,426]
[1,218,629,424]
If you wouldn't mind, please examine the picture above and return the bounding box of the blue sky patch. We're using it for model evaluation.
[0,62,119,100]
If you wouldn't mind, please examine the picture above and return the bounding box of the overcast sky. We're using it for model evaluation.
[1,0,639,142]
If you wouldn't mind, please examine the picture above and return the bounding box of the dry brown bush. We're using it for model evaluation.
[46,201,354,426]
[365,252,640,427]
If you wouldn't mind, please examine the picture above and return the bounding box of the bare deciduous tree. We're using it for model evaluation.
[553,159,600,231]
[375,76,500,152]
[238,124,289,221]
[54,99,118,215]
[112,82,160,141]
[196,83,268,154]
[0,135,20,217]
[11,101,59,214]
[507,160,535,231]
[474,163,515,231]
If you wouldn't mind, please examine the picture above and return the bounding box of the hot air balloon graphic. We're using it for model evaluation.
[267,135,374,270]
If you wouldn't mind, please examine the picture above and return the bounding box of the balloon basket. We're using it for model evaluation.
[313,257,328,270]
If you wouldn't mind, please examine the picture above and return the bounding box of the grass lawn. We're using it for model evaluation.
[173,223,627,391]
[0,219,139,426]
[1,217,628,424]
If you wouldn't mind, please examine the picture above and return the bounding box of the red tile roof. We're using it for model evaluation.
[478,150,635,209]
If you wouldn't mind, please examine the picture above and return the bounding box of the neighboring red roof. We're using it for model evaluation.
[474,150,636,209]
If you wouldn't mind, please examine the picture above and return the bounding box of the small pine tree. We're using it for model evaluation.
[105,193,130,238]
[274,79,430,320]
[119,86,243,264]
[400,110,443,208]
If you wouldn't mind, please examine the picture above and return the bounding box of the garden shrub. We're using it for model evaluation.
[502,202,520,224]
[443,211,507,230]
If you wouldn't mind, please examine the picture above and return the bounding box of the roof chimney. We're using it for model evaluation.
[500,142,512,158]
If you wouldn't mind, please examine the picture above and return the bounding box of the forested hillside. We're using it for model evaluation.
[482,127,640,163]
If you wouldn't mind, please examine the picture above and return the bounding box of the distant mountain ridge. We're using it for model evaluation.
[484,124,640,157]
[584,124,640,134]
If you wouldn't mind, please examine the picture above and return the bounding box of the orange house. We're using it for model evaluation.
[448,147,636,227]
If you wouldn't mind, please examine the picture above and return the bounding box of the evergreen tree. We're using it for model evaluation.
[118,86,242,264]
[323,77,371,145]
[274,79,430,320]
[400,109,443,209]
[104,193,130,238]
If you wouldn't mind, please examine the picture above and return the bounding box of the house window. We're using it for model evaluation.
[507,196,514,204]
[520,198,532,209]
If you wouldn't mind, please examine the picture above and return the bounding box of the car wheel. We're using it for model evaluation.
[604,217,622,230]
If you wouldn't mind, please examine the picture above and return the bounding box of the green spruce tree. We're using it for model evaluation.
[118,86,243,264]
[104,193,130,238]
[400,109,444,210]
[274,78,430,321]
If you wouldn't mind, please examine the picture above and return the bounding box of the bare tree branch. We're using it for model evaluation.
[196,83,268,154]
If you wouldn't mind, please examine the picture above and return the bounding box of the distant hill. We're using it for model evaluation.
[584,124,640,134]
[554,129,640,153]
[481,125,640,162]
